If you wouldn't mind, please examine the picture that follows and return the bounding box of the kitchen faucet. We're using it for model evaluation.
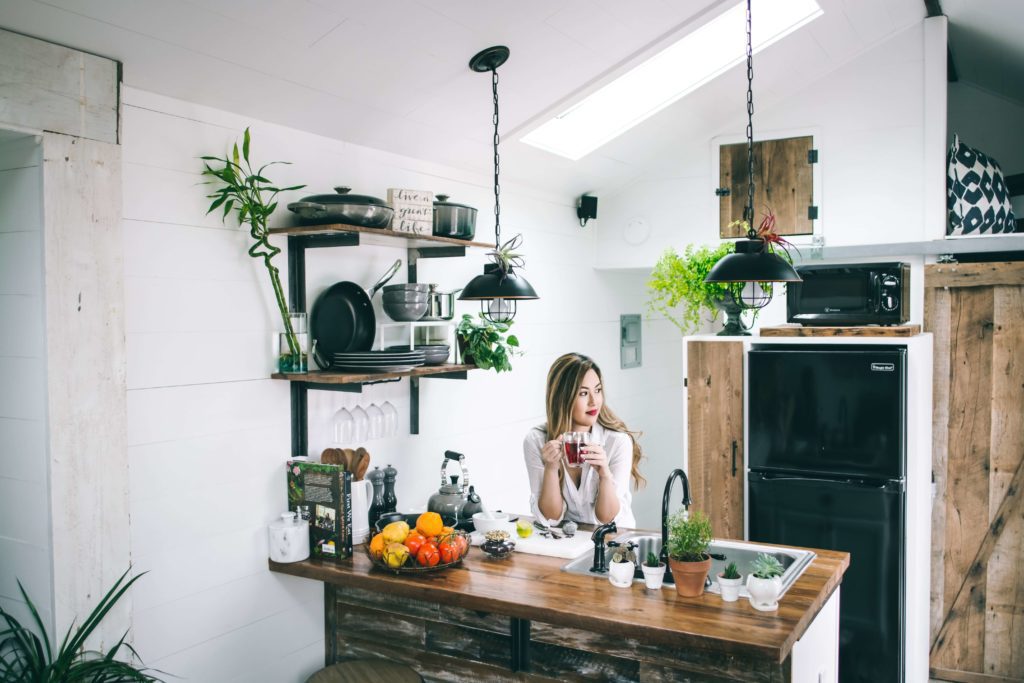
[589,521,618,573]
[660,468,692,567]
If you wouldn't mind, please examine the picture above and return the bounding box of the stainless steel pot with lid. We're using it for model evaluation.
[421,284,462,321]
[432,194,477,239]
[288,186,394,227]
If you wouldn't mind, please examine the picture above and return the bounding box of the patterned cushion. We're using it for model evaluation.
[947,134,1018,236]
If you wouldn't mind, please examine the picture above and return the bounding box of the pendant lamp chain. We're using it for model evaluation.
[744,0,756,235]
[491,68,502,249]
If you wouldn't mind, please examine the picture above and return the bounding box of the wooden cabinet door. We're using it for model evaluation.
[925,262,1024,681]
[686,340,744,541]
[719,135,814,237]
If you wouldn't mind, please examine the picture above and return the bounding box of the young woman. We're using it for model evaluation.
[523,353,645,528]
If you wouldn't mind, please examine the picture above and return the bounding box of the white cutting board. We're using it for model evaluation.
[471,529,592,559]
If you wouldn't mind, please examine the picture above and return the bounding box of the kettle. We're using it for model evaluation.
[427,450,483,525]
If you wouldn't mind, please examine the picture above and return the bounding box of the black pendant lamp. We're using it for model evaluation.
[459,45,539,324]
[704,0,801,310]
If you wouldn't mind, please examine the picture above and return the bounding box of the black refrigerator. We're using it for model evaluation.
[747,344,906,683]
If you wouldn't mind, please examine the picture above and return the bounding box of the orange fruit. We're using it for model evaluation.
[368,533,386,560]
[440,526,455,536]
[416,512,444,538]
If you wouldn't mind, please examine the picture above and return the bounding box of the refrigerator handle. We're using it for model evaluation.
[731,441,738,477]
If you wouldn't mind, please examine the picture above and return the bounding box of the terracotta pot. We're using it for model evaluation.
[668,556,712,597]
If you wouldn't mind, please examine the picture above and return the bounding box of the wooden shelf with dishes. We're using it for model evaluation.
[268,222,493,251]
[271,363,475,386]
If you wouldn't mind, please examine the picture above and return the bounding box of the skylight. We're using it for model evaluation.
[519,0,823,161]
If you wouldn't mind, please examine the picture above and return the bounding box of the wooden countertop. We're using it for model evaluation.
[269,538,849,664]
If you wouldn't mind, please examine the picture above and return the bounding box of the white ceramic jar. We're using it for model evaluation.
[268,512,310,563]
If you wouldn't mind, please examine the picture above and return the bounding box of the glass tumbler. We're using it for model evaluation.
[367,403,384,440]
[352,406,369,443]
[331,407,353,445]
[278,311,308,374]
[381,401,398,437]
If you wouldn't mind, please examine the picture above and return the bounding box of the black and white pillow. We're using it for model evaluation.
[947,134,1017,236]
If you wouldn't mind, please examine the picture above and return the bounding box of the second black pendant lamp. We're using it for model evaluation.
[704,0,801,309]
[459,45,539,324]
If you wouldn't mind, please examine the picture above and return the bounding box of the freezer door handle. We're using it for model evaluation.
[750,471,905,491]
[731,441,738,477]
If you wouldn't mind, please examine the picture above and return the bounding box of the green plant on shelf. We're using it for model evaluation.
[455,313,520,373]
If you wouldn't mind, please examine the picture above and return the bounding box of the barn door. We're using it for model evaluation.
[924,262,1024,682]
[719,135,815,238]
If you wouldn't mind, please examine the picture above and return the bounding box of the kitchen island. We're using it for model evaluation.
[270,538,849,682]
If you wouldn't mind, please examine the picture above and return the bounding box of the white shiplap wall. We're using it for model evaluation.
[121,87,682,682]
[0,133,52,637]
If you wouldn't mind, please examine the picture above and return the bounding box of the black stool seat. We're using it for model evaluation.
[305,660,424,683]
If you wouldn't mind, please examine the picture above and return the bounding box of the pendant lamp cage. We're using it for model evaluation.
[704,0,801,310]
[459,45,539,324]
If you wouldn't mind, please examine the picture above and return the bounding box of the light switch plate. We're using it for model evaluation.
[620,314,642,369]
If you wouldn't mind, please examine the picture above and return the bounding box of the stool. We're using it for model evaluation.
[305,660,424,683]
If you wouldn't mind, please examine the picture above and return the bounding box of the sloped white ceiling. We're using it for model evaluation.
[942,0,1024,106]
[0,0,932,196]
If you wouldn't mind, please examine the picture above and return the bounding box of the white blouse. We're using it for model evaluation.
[522,422,636,528]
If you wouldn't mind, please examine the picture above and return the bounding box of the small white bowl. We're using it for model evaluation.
[472,511,512,535]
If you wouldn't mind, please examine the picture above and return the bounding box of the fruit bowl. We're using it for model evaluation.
[367,513,471,574]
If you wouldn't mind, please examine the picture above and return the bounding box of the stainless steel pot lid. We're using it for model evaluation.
[298,186,388,206]
[433,194,477,211]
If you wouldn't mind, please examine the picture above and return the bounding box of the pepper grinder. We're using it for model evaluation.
[382,463,398,514]
[367,466,385,527]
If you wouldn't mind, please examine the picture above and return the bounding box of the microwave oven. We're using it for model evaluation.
[786,262,910,326]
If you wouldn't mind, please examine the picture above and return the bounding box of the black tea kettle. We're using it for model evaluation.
[427,450,483,525]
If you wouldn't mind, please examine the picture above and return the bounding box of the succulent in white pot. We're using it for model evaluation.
[641,551,666,590]
[607,545,636,588]
[746,553,784,611]
[717,561,743,602]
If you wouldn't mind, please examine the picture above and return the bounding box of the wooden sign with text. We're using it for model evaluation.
[387,188,433,235]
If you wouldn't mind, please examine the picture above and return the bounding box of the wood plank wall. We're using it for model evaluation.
[924,262,1024,682]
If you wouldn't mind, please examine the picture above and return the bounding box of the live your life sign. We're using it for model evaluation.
[388,188,433,235]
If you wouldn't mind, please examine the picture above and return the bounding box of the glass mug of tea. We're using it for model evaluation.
[561,432,593,468]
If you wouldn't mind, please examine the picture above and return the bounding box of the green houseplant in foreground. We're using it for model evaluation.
[666,509,713,598]
[201,128,306,371]
[456,314,520,373]
[647,243,738,335]
[0,568,163,681]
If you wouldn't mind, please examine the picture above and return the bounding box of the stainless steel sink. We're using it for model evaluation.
[561,532,815,599]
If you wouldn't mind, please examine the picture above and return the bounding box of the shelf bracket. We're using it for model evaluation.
[410,377,420,435]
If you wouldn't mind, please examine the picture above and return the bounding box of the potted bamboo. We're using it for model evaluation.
[665,509,713,597]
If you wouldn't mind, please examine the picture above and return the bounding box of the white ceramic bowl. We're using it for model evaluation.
[472,511,513,535]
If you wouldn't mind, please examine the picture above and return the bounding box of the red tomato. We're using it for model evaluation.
[416,542,440,567]
[403,531,426,556]
[438,537,459,564]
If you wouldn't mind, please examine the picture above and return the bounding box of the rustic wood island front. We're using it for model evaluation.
[270,541,848,682]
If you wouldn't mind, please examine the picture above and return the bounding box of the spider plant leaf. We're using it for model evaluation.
[242,127,251,163]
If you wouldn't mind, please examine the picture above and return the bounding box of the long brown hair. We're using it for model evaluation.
[545,353,645,489]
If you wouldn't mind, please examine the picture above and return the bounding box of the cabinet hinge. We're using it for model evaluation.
[808,149,819,164]
[808,205,819,220]
[683,377,688,387]
[714,187,731,197]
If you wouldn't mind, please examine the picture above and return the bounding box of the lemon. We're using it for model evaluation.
[383,542,410,569]
[516,519,533,539]
[381,521,410,544]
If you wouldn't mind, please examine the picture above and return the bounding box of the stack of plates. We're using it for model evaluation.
[332,350,426,372]
[384,344,450,365]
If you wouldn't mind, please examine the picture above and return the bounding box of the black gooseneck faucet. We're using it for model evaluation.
[589,521,618,573]
[660,469,692,570]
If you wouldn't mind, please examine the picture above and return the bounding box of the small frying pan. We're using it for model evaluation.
[311,260,402,364]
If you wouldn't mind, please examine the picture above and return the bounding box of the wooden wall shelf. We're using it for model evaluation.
[272,364,475,386]
[269,222,492,250]
[759,324,922,337]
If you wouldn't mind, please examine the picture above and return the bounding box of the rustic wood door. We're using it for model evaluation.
[686,340,744,540]
[924,262,1024,682]
[719,135,814,238]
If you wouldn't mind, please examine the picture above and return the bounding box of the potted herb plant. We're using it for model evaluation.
[0,568,163,681]
[717,561,743,602]
[201,128,307,373]
[665,509,713,597]
[641,550,666,590]
[455,313,520,373]
[747,552,785,611]
[607,543,637,588]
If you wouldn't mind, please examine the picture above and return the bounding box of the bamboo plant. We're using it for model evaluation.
[201,128,305,363]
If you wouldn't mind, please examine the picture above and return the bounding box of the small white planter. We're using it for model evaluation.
[716,573,743,602]
[746,575,782,611]
[608,560,635,588]
[641,563,666,590]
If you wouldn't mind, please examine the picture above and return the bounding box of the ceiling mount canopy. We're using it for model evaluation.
[459,45,539,324]
[704,0,801,311]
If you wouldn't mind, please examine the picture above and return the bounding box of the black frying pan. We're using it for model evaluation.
[311,260,402,365]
